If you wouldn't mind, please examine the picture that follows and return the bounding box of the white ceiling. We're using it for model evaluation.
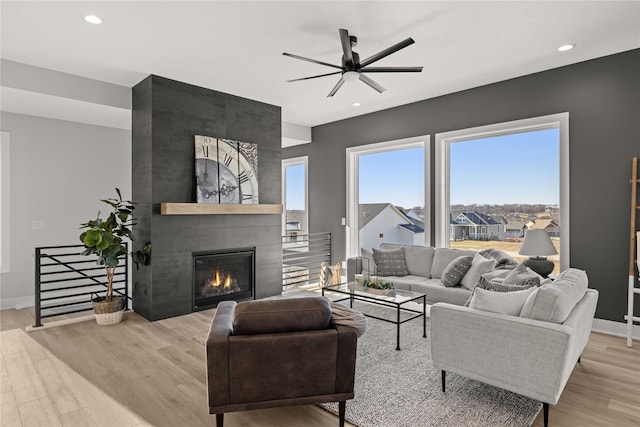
[1,1,639,128]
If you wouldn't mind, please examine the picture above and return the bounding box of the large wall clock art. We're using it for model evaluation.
[194,135,259,204]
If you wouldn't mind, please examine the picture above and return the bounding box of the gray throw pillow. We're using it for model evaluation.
[372,247,409,276]
[503,263,542,287]
[441,255,473,287]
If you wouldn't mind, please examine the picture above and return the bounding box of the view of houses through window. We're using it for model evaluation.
[448,127,561,273]
[282,157,307,242]
[357,145,426,252]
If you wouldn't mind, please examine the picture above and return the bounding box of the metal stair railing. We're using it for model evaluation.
[282,232,331,289]
[34,243,129,328]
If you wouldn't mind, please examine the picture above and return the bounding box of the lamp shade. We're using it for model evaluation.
[519,229,558,257]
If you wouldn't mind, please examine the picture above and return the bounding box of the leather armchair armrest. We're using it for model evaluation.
[334,324,358,393]
[207,301,236,408]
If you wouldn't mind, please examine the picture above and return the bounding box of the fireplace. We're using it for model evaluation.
[193,247,255,310]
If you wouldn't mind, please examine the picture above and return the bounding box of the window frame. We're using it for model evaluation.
[346,135,430,258]
[435,113,569,270]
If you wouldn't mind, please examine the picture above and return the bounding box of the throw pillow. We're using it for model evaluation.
[503,263,542,287]
[460,253,496,290]
[360,248,377,276]
[372,247,409,277]
[520,268,588,323]
[441,255,473,287]
[469,286,537,316]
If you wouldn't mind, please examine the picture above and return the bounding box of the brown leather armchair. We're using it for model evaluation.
[206,297,358,427]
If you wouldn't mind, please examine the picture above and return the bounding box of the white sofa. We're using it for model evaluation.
[430,274,598,427]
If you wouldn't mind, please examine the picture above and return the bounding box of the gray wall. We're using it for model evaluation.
[132,75,282,321]
[0,112,131,309]
[284,48,640,323]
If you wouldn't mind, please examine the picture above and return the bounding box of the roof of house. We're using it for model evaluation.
[399,223,425,233]
[359,203,425,233]
[453,211,501,226]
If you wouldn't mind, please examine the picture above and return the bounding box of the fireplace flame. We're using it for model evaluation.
[207,269,234,290]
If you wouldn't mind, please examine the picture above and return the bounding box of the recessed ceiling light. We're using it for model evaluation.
[352,102,362,107]
[557,44,575,52]
[84,15,102,25]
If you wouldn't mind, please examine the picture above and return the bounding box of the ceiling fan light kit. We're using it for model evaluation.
[283,28,423,97]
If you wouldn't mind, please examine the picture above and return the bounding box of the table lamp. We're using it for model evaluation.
[519,229,557,278]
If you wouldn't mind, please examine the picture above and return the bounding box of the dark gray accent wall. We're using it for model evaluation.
[284,49,640,323]
[133,75,282,321]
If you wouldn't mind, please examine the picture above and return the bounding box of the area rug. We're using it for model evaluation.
[193,301,542,427]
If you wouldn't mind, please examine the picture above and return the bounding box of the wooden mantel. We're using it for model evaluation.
[160,203,283,215]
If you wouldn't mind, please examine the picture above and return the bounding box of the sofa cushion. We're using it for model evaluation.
[469,286,537,316]
[373,247,409,276]
[503,263,542,287]
[409,279,472,306]
[520,268,588,323]
[460,253,496,290]
[233,297,331,335]
[441,255,473,287]
[380,243,435,277]
[431,248,476,279]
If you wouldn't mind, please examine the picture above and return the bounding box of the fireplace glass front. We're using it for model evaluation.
[193,247,255,310]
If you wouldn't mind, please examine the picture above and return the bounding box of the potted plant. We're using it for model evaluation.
[79,188,134,325]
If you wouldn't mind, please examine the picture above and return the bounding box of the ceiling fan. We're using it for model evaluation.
[283,28,423,97]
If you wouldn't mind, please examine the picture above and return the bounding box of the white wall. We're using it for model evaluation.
[0,112,131,309]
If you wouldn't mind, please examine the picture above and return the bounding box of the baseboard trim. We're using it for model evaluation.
[1,296,34,310]
[592,318,640,340]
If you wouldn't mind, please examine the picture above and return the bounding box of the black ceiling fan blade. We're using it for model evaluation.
[359,38,415,68]
[339,28,354,69]
[327,78,345,97]
[282,52,343,70]
[359,73,386,93]
[287,71,342,82]
[360,66,423,73]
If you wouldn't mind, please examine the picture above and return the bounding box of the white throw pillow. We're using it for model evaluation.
[470,286,537,316]
[460,253,496,290]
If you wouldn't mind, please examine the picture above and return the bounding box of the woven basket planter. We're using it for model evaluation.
[92,296,125,326]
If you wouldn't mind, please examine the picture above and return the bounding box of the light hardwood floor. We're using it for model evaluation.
[1,292,639,427]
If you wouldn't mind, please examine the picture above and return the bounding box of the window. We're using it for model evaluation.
[436,113,569,272]
[1,131,10,273]
[282,156,308,243]
[346,135,430,257]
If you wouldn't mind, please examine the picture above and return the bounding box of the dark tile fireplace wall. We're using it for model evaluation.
[132,75,282,321]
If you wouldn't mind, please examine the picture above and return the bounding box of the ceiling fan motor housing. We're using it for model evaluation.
[343,51,360,70]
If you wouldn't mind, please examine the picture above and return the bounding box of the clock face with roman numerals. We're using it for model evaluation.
[194,136,259,204]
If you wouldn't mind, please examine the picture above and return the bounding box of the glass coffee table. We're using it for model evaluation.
[322,283,426,350]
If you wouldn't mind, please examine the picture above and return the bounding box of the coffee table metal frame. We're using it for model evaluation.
[322,283,426,350]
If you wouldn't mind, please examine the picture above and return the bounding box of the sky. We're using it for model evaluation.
[285,128,560,210]
[450,128,559,205]
[285,164,305,210]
